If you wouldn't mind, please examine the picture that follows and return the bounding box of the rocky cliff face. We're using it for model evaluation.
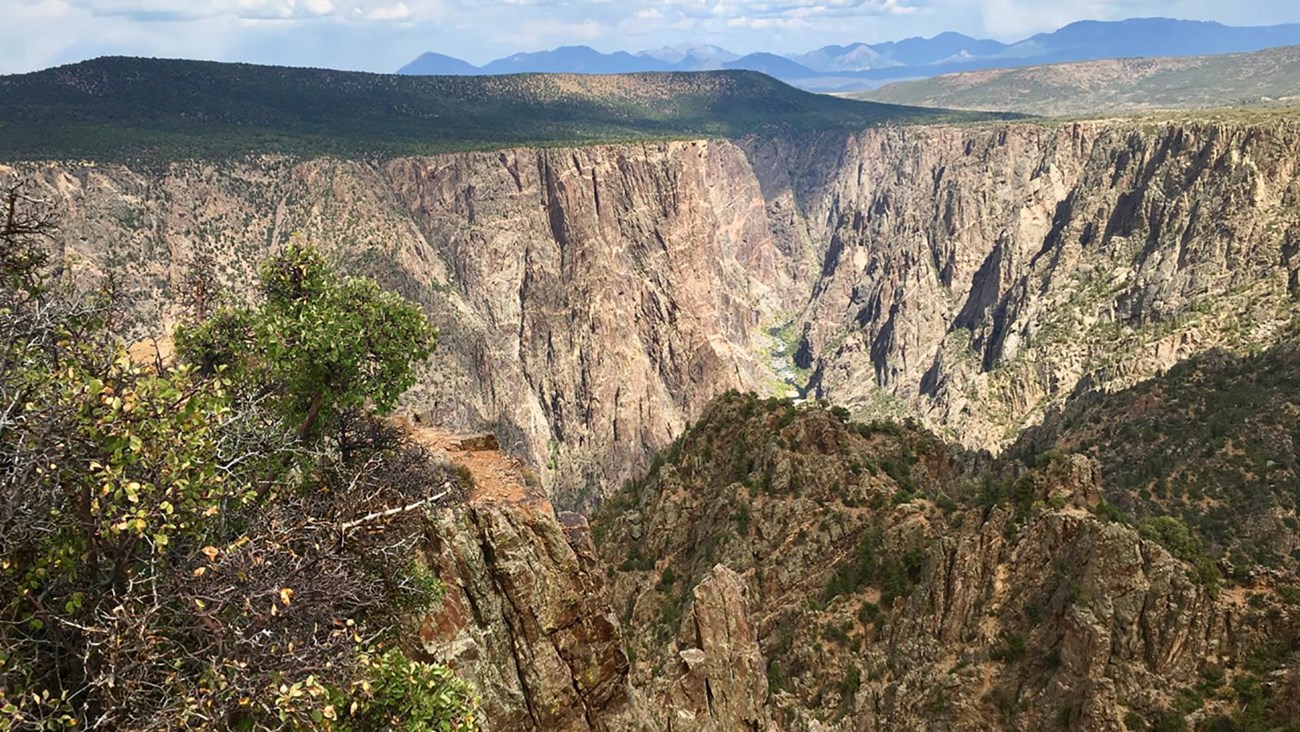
[5,142,791,508]
[12,114,1300,729]
[777,119,1300,449]
[6,116,1300,508]
[408,426,637,730]
[1013,340,1300,575]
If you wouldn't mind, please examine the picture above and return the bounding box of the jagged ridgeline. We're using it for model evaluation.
[6,111,1300,512]
[1016,338,1300,575]
[0,57,996,160]
[4,49,1300,732]
[584,392,1300,730]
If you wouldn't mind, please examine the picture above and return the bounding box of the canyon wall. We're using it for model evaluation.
[6,115,1300,507]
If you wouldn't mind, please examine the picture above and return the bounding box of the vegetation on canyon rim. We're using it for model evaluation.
[0,57,1004,162]
[0,186,477,730]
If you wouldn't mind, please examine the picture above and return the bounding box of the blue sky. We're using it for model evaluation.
[5,0,1300,74]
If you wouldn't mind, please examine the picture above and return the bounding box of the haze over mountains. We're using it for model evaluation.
[398,17,1300,91]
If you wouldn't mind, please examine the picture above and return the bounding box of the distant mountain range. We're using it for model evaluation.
[398,18,1300,92]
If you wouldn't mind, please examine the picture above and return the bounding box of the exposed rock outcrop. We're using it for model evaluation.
[664,566,771,732]
[383,395,1300,730]
[596,395,1300,730]
[412,427,633,730]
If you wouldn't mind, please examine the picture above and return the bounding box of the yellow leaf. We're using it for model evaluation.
[201,546,220,562]
[280,588,294,606]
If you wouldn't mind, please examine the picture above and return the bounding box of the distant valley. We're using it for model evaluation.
[858,44,1300,116]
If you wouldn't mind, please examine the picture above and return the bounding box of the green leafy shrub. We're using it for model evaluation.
[733,503,753,534]
[823,527,926,605]
[333,649,478,731]
[177,243,436,450]
[660,567,677,588]
[991,632,1026,663]
[838,664,861,698]
[1138,516,1222,589]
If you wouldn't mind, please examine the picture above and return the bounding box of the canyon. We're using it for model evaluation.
[8,113,1300,510]
[6,110,1300,728]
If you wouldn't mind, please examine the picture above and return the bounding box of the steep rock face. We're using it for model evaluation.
[662,566,772,731]
[7,116,1300,506]
[382,143,795,507]
[787,120,1300,447]
[412,429,635,730]
[5,141,790,508]
[1012,341,1300,574]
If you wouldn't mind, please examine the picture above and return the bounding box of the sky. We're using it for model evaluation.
[5,0,1300,75]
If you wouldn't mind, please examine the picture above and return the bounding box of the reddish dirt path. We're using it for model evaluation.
[399,419,552,514]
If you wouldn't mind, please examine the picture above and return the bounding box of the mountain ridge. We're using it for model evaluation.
[9,108,1300,729]
[8,110,1300,511]
[394,17,1300,92]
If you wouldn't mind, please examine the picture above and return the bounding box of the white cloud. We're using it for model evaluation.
[726,15,808,29]
[50,0,429,22]
[366,0,411,20]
